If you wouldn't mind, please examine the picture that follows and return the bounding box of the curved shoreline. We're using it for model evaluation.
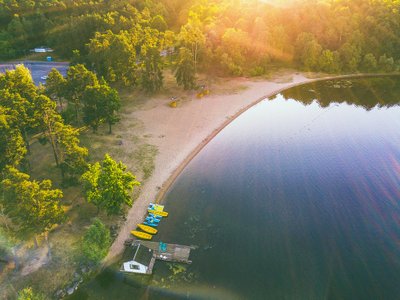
[153,72,400,205]
[106,71,400,264]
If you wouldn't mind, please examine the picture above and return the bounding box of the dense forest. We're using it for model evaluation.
[1,0,400,80]
[1,0,400,298]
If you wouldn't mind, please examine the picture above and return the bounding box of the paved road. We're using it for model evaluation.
[0,61,69,85]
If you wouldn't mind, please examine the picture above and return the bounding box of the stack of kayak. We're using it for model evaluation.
[130,203,169,240]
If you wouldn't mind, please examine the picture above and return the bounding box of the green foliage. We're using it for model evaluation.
[361,53,378,72]
[81,154,140,215]
[295,33,322,70]
[339,43,361,72]
[139,28,165,93]
[82,218,111,264]
[1,167,65,239]
[318,50,341,73]
[378,54,395,72]
[17,287,47,300]
[1,0,400,77]
[140,48,164,93]
[87,30,138,86]
[0,107,27,172]
[0,65,37,102]
[82,82,121,133]
[178,13,205,73]
[64,64,98,123]
[175,47,196,90]
[151,15,168,32]
[45,68,66,109]
[34,94,88,180]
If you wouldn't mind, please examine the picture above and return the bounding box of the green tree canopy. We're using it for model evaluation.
[1,167,65,241]
[82,218,111,264]
[361,53,378,72]
[175,47,196,90]
[17,287,47,300]
[45,68,66,110]
[87,30,138,86]
[82,82,121,133]
[81,154,140,215]
[0,107,27,173]
[64,64,99,123]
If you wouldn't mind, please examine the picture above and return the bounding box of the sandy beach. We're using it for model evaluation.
[105,72,317,262]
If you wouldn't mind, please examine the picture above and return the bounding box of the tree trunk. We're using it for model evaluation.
[33,236,38,248]
[108,122,112,134]
[58,99,63,111]
[48,131,60,167]
[11,246,20,271]
[74,100,79,124]
[193,43,198,74]
[22,129,30,154]
[45,232,52,259]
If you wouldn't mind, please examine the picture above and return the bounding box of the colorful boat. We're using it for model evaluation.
[145,216,160,223]
[143,221,158,227]
[148,209,169,217]
[148,213,162,220]
[131,230,152,240]
[148,203,164,212]
[137,224,158,235]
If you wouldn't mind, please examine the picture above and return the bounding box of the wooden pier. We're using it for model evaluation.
[124,240,196,274]
[140,241,197,264]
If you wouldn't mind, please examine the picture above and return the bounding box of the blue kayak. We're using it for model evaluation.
[144,221,158,227]
[149,213,162,220]
[146,216,160,223]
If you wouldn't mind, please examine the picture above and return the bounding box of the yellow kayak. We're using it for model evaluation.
[148,203,164,212]
[148,209,169,217]
[131,230,152,240]
[137,224,158,235]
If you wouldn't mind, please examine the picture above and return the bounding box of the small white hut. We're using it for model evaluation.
[121,243,154,274]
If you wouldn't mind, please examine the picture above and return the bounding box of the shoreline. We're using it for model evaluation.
[105,71,400,264]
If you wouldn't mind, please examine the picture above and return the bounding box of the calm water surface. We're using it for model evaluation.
[73,76,400,299]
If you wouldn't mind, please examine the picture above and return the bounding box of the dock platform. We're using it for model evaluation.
[123,240,196,274]
[140,241,197,264]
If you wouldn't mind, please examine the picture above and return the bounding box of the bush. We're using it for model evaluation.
[361,53,377,72]
[378,54,394,72]
[17,287,47,300]
[249,66,265,77]
[82,218,111,264]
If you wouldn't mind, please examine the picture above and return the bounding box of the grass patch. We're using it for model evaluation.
[133,144,159,180]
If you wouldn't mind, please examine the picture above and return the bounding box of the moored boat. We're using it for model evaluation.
[145,216,160,223]
[148,209,169,217]
[143,220,158,227]
[131,230,152,240]
[148,203,164,212]
[148,213,162,220]
[137,224,158,234]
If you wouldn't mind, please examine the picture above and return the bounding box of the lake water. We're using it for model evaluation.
[72,76,400,299]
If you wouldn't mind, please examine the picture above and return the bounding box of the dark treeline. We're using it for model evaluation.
[1,0,400,81]
[0,0,399,88]
[280,75,400,109]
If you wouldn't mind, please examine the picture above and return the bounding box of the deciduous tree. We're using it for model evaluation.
[64,64,98,123]
[175,47,196,90]
[1,167,65,248]
[82,218,110,264]
[45,68,66,110]
[82,82,121,133]
[81,154,140,215]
